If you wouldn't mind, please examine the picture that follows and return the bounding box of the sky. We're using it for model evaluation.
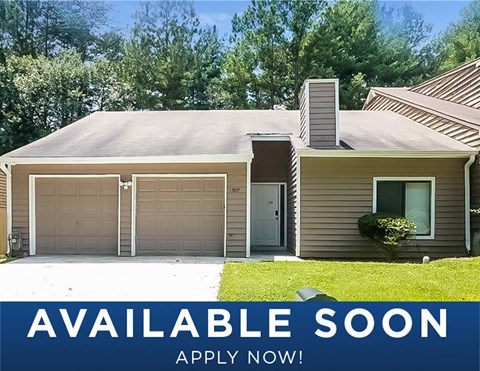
[108,1,470,37]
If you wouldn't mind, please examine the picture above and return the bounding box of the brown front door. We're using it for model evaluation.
[35,177,118,255]
[135,177,224,256]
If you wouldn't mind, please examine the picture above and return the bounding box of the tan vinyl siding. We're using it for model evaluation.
[300,157,467,260]
[251,142,289,182]
[299,85,308,145]
[364,94,480,148]
[286,145,298,255]
[471,160,480,240]
[12,163,247,257]
[308,82,337,148]
[0,171,6,255]
[411,60,480,109]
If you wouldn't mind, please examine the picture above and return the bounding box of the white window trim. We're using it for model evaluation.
[372,177,436,240]
[131,174,228,257]
[29,174,122,256]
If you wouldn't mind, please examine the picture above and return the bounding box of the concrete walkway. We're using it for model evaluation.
[0,256,225,301]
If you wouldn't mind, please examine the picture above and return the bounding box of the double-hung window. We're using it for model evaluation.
[373,177,435,239]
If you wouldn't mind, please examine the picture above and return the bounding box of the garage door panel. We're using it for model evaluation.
[37,180,56,195]
[204,179,223,192]
[57,196,76,214]
[182,200,201,212]
[78,218,99,236]
[183,219,201,233]
[100,219,117,235]
[137,180,157,192]
[56,237,76,252]
[57,217,76,236]
[181,180,201,192]
[78,196,99,215]
[79,179,100,195]
[158,180,178,192]
[100,179,117,195]
[204,200,223,213]
[37,217,55,235]
[37,196,55,214]
[35,177,118,255]
[100,196,118,214]
[57,180,77,195]
[137,199,156,213]
[136,177,224,256]
[99,237,117,252]
[159,199,179,212]
[36,238,56,254]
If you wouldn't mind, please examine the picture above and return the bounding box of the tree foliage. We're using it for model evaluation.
[0,0,477,155]
[358,213,416,261]
[436,0,480,72]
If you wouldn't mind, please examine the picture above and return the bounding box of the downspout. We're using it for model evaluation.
[464,154,475,254]
[0,162,12,256]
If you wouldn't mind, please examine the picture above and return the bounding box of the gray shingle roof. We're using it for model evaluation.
[2,109,475,159]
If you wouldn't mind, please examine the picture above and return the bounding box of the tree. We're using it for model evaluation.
[0,0,112,61]
[302,0,434,109]
[121,0,223,110]
[436,0,480,72]
[223,0,325,109]
[0,53,133,154]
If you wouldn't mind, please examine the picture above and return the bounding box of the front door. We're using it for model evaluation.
[251,184,280,246]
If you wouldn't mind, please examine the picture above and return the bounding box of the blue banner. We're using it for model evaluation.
[0,302,478,371]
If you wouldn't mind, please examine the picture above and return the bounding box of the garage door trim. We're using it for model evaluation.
[131,174,227,257]
[28,174,121,256]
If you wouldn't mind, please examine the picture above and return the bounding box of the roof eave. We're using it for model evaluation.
[0,153,254,165]
[296,149,478,158]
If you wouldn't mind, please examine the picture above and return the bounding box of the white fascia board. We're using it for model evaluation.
[250,136,291,142]
[1,154,254,165]
[296,150,478,159]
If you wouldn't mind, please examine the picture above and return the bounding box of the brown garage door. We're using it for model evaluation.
[135,177,225,256]
[35,177,118,255]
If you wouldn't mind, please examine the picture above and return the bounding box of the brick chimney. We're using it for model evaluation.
[299,79,339,148]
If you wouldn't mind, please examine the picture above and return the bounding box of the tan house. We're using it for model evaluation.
[364,57,480,255]
[0,79,476,259]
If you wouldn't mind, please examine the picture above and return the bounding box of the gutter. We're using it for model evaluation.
[464,154,476,253]
[0,162,12,256]
[296,150,478,159]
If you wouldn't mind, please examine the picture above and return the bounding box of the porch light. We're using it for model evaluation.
[120,181,132,190]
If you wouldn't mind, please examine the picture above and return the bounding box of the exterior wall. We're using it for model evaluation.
[300,157,467,260]
[286,145,298,255]
[12,163,247,258]
[251,142,289,182]
[299,85,308,145]
[299,81,338,149]
[0,171,6,256]
[470,160,480,255]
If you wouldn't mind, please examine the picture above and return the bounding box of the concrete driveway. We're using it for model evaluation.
[0,256,225,301]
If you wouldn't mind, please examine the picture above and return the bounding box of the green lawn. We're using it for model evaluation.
[218,257,480,301]
[0,257,16,264]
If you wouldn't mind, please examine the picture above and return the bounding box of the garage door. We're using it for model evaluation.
[135,177,225,256]
[35,177,118,255]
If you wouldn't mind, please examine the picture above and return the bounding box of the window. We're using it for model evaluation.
[373,178,435,239]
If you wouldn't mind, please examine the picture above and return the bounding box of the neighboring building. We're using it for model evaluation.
[0,79,476,259]
[0,171,6,255]
[364,57,480,255]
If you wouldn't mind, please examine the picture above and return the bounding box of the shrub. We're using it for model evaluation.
[358,213,416,261]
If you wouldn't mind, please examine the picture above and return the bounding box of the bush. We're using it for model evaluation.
[358,213,416,261]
